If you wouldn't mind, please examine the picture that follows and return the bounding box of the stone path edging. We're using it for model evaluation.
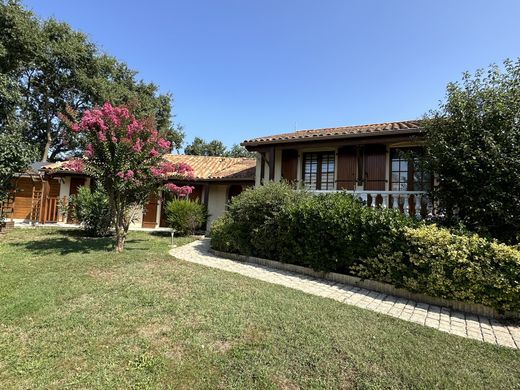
[170,239,520,350]
[209,249,518,320]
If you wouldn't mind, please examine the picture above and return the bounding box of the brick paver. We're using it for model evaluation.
[170,239,520,350]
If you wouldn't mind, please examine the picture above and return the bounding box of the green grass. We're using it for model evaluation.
[0,229,518,389]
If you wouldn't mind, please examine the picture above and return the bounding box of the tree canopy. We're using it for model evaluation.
[424,59,520,244]
[60,103,193,252]
[0,0,183,161]
[184,137,255,158]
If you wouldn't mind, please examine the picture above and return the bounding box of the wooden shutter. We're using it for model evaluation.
[364,144,387,191]
[281,149,298,184]
[337,146,357,190]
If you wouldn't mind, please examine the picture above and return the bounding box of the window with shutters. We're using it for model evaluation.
[390,148,431,191]
[302,152,335,190]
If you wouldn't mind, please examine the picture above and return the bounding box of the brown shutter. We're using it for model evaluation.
[281,149,298,184]
[364,144,387,191]
[337,146,357,190]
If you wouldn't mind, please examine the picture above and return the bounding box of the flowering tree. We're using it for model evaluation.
[61,103,194,252]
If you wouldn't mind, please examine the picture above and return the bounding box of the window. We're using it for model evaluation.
[303,152,335,190]
[390,148,431,191]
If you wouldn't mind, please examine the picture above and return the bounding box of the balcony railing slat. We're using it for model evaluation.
[308,190,431,219]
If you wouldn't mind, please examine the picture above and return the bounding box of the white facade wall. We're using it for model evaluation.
[206,184,228,230]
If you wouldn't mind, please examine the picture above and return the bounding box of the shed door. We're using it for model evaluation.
[142,193,158,228]
[363,145,387,191]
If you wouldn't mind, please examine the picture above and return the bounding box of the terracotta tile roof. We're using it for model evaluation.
[242,120,424,146]
[42,160,75,173]
[164,155,256,181]
[43,155,256,181]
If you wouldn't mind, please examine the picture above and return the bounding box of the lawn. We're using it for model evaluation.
[0,229,519,389]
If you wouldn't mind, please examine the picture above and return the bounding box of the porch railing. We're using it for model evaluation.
[311,190,432,219]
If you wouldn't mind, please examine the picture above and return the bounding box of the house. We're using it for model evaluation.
[3,162,91,225]
[4,155,255,230]
[139,155,255,229]
[241,120,432,217]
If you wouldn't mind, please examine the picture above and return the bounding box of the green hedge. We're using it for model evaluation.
[165,199,207,235]
[210,182,520,313]
[69,186,112,237]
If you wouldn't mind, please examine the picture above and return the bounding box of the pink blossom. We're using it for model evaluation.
[149,148,159,157]
[148,129,159,143]
[127,119,141,136]
[116,170,135,181]
[63,159,83,173]
[173,162,194,177]
[71,123,80,133]
[97,131,107,142]
[84,143,94,158]
[150,161,194,178]
[164,183,194,197]
[157,138,171,149]
[132,139,143,152]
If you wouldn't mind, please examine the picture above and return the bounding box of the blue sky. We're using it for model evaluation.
[24,0,520,148]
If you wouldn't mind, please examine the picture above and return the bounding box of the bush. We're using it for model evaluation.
[69,186,112,237]
[209,213,242,253]
[165,199,206,235]
[354,225,520,313]
[210,183,520,313]
[224,181,311,255]
[424,60,520,244]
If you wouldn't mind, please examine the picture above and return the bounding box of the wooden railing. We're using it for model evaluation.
[311,190,432,219]
[42,196,60,223]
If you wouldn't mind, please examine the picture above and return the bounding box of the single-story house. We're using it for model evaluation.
[4,155,255,230]
[241,119,432,217]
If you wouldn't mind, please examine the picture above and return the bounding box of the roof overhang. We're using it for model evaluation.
[242,129,424,150]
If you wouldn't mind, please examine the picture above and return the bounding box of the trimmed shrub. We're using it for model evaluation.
[209,213,242,253]
[210,182,520,313]
[224,181,311,255]
[354,225,520,313]
[69,186,112,237]
[165,199,206,235]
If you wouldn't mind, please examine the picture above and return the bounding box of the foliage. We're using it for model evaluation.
[216,181,311,255]
[225,144,256,158]
[211,183,520,312]
[164,199,207,235]
[0,131,35,203]
[69,186,112,237]
[184,137,226,156]
[424,59,520,244]
[60,102,194,251]
[354,225,520,313]
[0,0,183,161]
[184,137,255,158]
[209,213,242,253]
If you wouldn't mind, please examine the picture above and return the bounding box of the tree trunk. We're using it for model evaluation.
[114,224,126,253]
[113,195,131,253]
[41,117,53,161]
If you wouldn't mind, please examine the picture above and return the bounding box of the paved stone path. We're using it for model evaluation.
[170,239,520,350]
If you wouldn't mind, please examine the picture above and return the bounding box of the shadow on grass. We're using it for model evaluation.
[10,229,147,255]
